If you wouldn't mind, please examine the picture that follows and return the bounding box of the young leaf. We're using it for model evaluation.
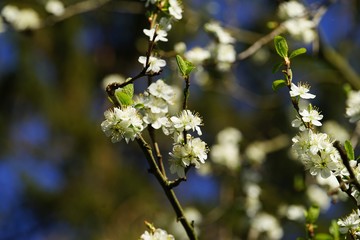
[306,205,320,224]
[329,220,340,240]
[115,84,134,107]
[272,61,284,73]
[290,48,307,59]
[274,35,288,58]
[344,140,355,160]
[176,55,195,77]
[272,79,287,91]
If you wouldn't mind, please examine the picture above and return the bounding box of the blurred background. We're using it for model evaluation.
[0,0,359,239]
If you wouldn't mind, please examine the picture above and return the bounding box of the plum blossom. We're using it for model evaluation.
[184,47,211,65]
[147,79,176,104]
[290,83,316,99]
[170,110,203,135]
[168,0,183,20]
[204,21,235,44]
[299,106,323,126]
[2,5,41,30]
[45,0,65,16]
[139,56,166,73]
[338,210,360,235]
[169,135,208,177]
[277,0,316,43]
[345,90,360,123]
[101,107,144,143]
[143,28,168,42]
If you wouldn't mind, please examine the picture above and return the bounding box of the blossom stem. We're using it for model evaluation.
[334,141,360,194]
[182,76,191,144]
[148,126,166,176]
[136,135,198,240]
[335,176,360,209]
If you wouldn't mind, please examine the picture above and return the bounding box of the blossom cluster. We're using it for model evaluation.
[290,82,343,179]
[101,79,208,178]
[138,0,183,74]
[210,127,242,170]
[337,209,360,237]
[182,21,236,73]
[277,0,316,43]
[345,90,360,123]
[288,80,360,236]
[0,0,65,31]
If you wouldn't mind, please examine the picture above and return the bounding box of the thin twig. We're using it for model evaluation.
[333,141,360,193]
[136,135,198,240]
[42,0,111,27]
[238,25,286,60]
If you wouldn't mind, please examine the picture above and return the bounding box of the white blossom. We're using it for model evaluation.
[45,0,65,16]
[2,5,41,30]
[147,79,176,104]
[143,111,170,130]
[169,135,208,177]
[291,117,306,131]
[306,184,331,211]
[216,44,236,63]
[346,90,360,123]
[299,107,323,126]
[139,56,166,73]
[211,142,240,170]
[142,94,169,114]
[244,183,262,217]
[168,0,183,20]
[284,18,316,43]
[290,83,316,99]
[204,21,235,44]
[337,210,360,234]
[216,127,242,144]
[143,28,168,42]
[184,47,211,65]
[303,151,338,178]
[278,0,306,19]
[170,110,203,135]
[101,107,144,143]
[159,17,173,32]
[250,212,283,239]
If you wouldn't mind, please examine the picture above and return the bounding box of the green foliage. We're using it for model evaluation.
[176,55,195,77]
[329,220,340,240]
[115,84,134,107]
[272,79,287,91]
[305,205,320,224]
[345,140,355,160]
[290,48,307,59]
[274,35,288,58]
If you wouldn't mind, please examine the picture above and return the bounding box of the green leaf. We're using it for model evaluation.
[306,205,320,224]
[329,220,340,240]
[272,79,287,91]
[272,61,284,73]
[345,140,355,160]
[176,55,195,77]
[274,35,288,58]
[290,48,307,58]
[115,84,134,107]
[314,233,333,240]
